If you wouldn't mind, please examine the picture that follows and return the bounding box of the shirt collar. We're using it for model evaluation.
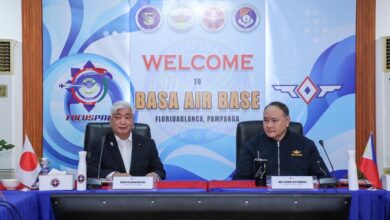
[114,133,132,143]
[266,129,290,142]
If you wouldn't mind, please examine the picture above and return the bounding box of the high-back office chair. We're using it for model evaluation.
[84,122,151,154]
[236,120,303,165]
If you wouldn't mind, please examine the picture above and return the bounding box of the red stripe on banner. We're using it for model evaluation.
[156,180,208,189]
[208,180,258,189]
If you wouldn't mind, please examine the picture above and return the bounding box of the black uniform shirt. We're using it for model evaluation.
[233,130,330,180]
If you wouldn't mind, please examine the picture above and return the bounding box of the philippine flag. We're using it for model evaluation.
[15,135,42,188]
[359,132,382,189]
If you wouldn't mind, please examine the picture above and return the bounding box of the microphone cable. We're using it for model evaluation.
[318,140,339,193]
[319,140,335,177]
[97,123,106,180]
[87,123,105,190]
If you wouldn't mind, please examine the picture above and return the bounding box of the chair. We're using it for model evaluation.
[84,122,151,153]
[236,120,303,165]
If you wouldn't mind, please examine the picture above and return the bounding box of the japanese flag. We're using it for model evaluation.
[15,135,41,188]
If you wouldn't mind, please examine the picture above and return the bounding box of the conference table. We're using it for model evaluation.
[1,180,390,220]
[1,180,208,220]
[381,191,390,219]
[208,180,389,220]
[0,190,40,220]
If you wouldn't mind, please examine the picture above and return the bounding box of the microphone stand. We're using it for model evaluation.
[318,140,338,188]
[87,124,106,189]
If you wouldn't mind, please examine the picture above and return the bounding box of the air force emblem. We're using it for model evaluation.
[291,149,303,157]
[272,76,342,104]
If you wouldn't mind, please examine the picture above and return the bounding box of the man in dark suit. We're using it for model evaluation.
[87,101,166,181]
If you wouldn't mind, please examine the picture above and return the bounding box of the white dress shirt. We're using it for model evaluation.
[115,134,133,174]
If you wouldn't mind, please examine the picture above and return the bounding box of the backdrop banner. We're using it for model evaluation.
[43,0,356,180]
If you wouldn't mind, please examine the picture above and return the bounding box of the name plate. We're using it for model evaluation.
[112,176,154,190]
[270,176,315,190]
[39,175,74,191]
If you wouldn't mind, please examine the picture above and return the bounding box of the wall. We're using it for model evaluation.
[376,0,390,175]
[0,0,22,176]
[0,0,388,177]
[0,0,22,42]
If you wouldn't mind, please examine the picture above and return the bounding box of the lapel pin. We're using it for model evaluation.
[138,143,141,147]
[110,142,114,147]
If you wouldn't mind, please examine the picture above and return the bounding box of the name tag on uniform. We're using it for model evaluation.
[270,176,315,190]
[112,176,154,190]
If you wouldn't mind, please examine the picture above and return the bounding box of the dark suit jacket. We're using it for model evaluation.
[87,131,166,180]
[233,130,330,180]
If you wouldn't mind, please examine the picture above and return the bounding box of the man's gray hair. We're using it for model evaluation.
[110,101,132,115]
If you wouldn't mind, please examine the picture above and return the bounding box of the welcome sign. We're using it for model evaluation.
[43,0,356,180]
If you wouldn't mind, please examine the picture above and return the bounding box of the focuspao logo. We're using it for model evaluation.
[59,60,120,121]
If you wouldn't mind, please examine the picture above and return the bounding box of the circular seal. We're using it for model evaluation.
[201,6,226,32]
[77,174,86,183]
[232,5,260,32]
[68,67,111,105]
[51,178,60,187]
[135,5,163,32]
[167,7,196,33]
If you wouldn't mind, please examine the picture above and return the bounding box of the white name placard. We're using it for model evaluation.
[39,175,74,191]
[112,176,154,190]
[270,176,314,190]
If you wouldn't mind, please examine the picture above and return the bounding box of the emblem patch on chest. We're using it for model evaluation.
[291,149,303,157]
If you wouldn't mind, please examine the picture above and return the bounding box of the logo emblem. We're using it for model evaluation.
[77,174,85,183]
[51,178,60,187]
[232,5,260,32]
[168,7,195,33]
[201,6,226,32]
[136,5,162,32]
[272,76,342,104]
[59,60,113,112]
[291,149,303,157]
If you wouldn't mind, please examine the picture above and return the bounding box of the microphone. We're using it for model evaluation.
[97,135,106,180]
[317,140,338,188]
[87,124,106,189]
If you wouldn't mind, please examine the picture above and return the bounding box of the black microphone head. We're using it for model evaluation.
[317,139,336,179]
